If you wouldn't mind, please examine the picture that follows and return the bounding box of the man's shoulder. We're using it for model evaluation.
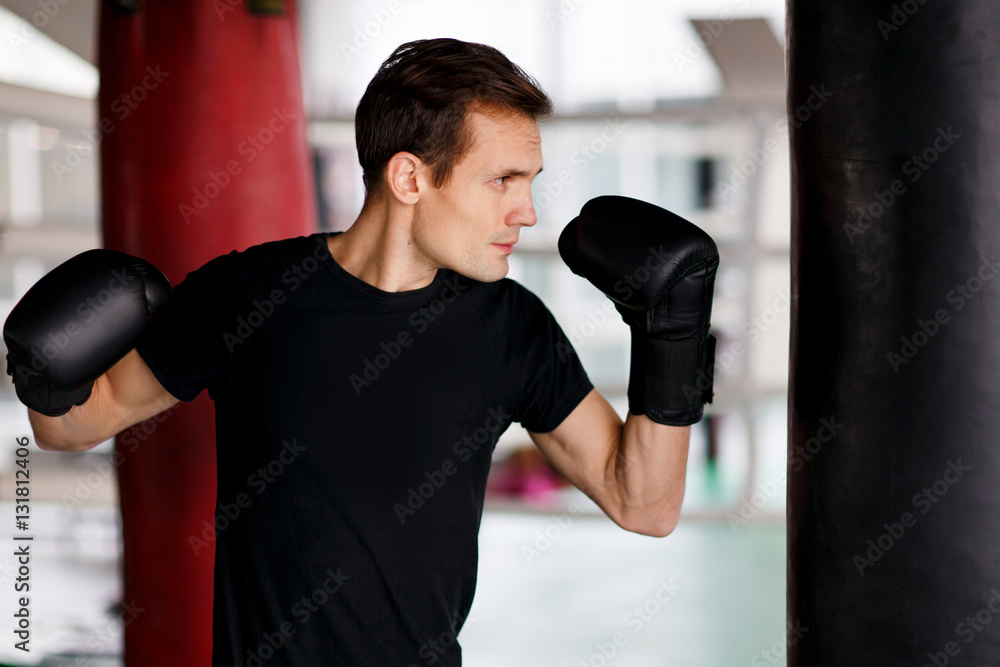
[207,232,332,283]
[228,232,329,266]
[177,232,330,294]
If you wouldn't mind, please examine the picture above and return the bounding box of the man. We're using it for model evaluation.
[5,38,717,665]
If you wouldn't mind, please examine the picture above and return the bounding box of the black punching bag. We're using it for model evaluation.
[787,1,1000,665]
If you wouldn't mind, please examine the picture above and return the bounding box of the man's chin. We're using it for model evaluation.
[453,259,508,283]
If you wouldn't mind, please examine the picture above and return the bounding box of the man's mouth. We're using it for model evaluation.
[492,241,516,253]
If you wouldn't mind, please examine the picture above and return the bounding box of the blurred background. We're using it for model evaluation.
[0,0,789,664]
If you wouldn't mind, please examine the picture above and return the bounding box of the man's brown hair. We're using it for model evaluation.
[355,38,552,203]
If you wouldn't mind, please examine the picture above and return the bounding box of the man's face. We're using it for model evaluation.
[412,107,543,282]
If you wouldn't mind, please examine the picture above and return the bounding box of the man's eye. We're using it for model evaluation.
[492,176,509,186]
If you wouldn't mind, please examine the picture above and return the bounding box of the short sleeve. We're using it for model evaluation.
[134,251,236,402]
[513,287,594,433]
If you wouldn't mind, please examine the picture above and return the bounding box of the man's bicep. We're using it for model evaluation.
[527,388,622,500]
[99,348,181,435]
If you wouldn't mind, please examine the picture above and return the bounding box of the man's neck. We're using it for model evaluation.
[327,202,439,293]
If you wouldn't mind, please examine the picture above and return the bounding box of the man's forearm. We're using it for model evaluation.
[609,414,691,537]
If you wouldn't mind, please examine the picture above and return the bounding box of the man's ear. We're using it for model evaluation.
[384,152,425,205]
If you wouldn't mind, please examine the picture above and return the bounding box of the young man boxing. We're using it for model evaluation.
[5,38,717,665]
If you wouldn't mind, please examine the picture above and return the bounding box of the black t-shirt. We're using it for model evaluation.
[133,231,593,666]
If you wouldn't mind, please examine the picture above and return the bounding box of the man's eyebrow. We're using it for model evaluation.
[490,166,544,179]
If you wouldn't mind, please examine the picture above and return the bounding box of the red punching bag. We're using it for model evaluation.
[98,0,316,663]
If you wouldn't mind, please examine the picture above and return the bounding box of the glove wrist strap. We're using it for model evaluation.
[627,332,717,426]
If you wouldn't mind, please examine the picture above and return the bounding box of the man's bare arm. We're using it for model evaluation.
[528,389,690,538]
[29,349,180,452]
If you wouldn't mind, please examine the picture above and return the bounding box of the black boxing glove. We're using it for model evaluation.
[3,249,171,417]
[559,195,719,426]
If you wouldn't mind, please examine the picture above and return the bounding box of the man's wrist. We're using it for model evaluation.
[626,332,716,426]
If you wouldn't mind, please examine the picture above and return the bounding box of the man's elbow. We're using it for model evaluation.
[28,411,102,453]
[615,506,682,538]
[33,436,59,452]
[635,514,681,538]
[34,434,98,453]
